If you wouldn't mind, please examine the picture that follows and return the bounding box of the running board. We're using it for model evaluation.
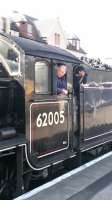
[27,149,76,170]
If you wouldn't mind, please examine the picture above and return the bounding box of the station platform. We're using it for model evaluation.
[15,151,112,200]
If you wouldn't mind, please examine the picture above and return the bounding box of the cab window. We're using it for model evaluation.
[54,63,67,95]
[35,61,50,94]
[53,62,73,95]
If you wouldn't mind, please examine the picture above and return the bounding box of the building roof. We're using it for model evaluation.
[65,32,80,41]
[24,15,38,22]
[80,47,87,55]
[11,36,81,63]
[10,11,27,22]
[35,18,61,38]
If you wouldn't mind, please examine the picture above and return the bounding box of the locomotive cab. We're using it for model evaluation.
[23,41,81,168]
[21,40,81,169]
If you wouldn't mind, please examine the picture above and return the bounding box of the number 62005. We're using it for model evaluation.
[36,111,65,127]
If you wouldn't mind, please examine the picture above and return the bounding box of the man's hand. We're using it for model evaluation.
[62,89,68,95]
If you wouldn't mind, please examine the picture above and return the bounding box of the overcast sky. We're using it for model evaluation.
[0,0,112,59]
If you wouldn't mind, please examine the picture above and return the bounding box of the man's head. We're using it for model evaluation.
[75,66,86,78]
[79,70,85,77]
[56,64,67,78]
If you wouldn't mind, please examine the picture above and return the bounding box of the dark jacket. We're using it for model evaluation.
[73,74,87,95]
[55,75,67,94]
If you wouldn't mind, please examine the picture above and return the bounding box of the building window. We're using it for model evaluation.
[0,18,6,32]
[54,33,60,45]
[76,40,80,50]
[72,39,76,47]
[3,19,7,32]
[27,24,32,35]
[0,18,3,32]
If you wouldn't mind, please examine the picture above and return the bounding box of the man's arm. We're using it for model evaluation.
[56,76,68,95]
[61,77,68,94]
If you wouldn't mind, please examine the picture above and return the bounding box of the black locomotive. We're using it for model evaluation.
[0,32,112,199]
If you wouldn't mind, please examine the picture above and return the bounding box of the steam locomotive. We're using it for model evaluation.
[0,32,112,199]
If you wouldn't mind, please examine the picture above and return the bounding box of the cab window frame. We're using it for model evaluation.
[52,60,73,95]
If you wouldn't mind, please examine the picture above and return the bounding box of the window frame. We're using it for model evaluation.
[34,58,51,95]
[52,60,73,94]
